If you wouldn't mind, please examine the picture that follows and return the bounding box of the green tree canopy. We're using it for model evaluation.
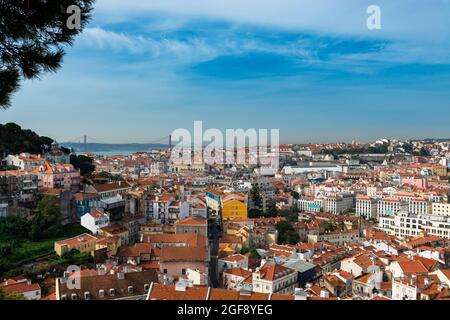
[0,122,54,155]
[0,0,95,108]
[250,183,263,210]
[275,221,300,245]
[264,198,277,217]
[37,195,61,226]
[70,154,95,176]
[95,171,122,181]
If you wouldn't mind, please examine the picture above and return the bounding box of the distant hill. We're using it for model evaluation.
[421,138,450,143]
[0,122,57,156]
[61,142,169,154]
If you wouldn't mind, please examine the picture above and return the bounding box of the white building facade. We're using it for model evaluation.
[356,197,378,220]
[80,210,110,234]
[379,211,450,239]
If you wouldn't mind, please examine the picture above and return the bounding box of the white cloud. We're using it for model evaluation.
[94,0,450,42]
[78,27,321,66]
[80,27,149,53]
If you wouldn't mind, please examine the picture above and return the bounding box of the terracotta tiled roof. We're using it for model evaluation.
[116,243,153,257]
[143,233,207,248]
[220,254,247,263]
[223,267,252,278]
[100,224,128,235]
[147,283,294,300]
[220,235,242,244]
[148,283,209,300]
[397,260,429,274]
[176,216,207,226]
[89,209,106,219]
[55,233,97,247]
[0,282,40,296]
[57,270,158,300]
[406,236,443,248]
[93,182,131,193]
[73,193,98,201]
[256,264,295,281]
[160,246,207,262]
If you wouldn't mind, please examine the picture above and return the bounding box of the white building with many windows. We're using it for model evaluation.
[356,196,378,220]
[297,196,324,213]
[432,203,450,216]
[408,198,431,215]
[377,198,404,219]
[379,211,450,239]
[392,277,418,300]
[252,263,297,295]
[324,194,354,214]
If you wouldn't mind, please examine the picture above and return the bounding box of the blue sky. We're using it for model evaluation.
[3,0,450,143]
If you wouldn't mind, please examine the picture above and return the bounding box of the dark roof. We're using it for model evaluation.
[93,182,131,193]
[57,270,158,300]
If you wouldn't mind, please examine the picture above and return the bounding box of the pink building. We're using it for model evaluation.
[401,176,428,189]
[34,162,80,192]
[159,246,209,279]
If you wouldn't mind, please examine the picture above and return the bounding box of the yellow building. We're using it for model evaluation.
[95,235,121,258]
[222,198,248,220]
[54,233,97,256]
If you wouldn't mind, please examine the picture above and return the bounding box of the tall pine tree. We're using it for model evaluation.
[0,0,95,108]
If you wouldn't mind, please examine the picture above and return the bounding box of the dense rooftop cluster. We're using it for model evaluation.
[1,138,450,300]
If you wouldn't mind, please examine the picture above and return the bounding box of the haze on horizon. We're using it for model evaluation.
[2,0,450,144]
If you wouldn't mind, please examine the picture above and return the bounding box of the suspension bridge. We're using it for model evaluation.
[63,135,172,153]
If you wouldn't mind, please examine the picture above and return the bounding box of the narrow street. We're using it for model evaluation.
[207,213,222,288]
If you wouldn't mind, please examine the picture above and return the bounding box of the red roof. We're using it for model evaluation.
[176,216,207,226]
[160,247,207,262]
[256,264,294,281]
[0,282,40,296]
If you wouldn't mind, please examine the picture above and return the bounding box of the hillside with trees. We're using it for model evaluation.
[0,122,57,156]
